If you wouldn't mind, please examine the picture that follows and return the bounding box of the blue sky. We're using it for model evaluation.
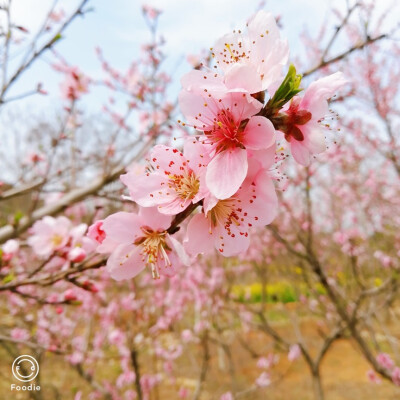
[2,0,332,112]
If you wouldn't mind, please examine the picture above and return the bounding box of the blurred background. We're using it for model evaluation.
[0,0,399,399]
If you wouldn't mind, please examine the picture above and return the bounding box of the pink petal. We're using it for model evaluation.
[96,237,119,254]
[290,140,310,166]
[203,194,219,214]
[158,197,191,215]
[150,145,186,175]
[212,32,241,73]
[304,124,326,154]
[248,145,276,169]
[241,170,278,226]
[168,235,191,266]
[181,70,225,93]
[206,148,248,199]
[139,207,172,231]
[183,139,211,169]
[184,213,214,256]
[121,172,167,207]
[107,244,145,281]
[215,224,250,257]
[243,116,276,150]
[178,90,216,129]
[225,64,262,94]
[102,212,142,244]
[247,11,289,90]
[301,72,347,119]
[226,92,262,122]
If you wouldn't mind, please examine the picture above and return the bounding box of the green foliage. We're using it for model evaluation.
[232,279,327,304]
[2,273,14,284]
[232,281,297,304]
[266,64,303,112]
[13,210,24,225]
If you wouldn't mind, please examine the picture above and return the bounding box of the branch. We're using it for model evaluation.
[0,0,90,102]
[0,178,44,201]
[0,258,105,291]
[0,138,154,244]
[0,334,64,354]
[303,34,388,78]
[130,347,143,400]
[193,332,210,400]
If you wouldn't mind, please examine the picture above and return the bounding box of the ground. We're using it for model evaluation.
[1,319,399,400]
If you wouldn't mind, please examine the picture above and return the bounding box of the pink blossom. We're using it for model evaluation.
[87,220,106,244]
[181,329,195,343]
[67,352,84,365]
[60,66,89,101]
[101,207,189,280]
[28,216,72,257]
[179,86,275,199]
[2,239,19,260]
[64,289,77,301]
[49,9,65,22]
[288,344,301,361]
[68,247,86,262]
[367,369,381,384]
[142,5,161,19]
[279,72,347,166]
[116,370,135,388]
[108,329,125,346]
[255,371,271,387]
[10,327,30,341]
[185,160,277,257]
[73,392,82,400]
[257,357,269,369]
[121,140,210,214]
[376,352,394,370]
[211,10,289,93]
[392,367,400,386]
[220,392,234,400]
[178,387,189,398]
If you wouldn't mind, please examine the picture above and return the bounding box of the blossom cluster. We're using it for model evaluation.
[88,10,346,280]
[28,216,95,263]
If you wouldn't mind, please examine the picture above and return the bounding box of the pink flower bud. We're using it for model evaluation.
[68,247,86,262]
[87,220,106,244]
[64,289,77,302]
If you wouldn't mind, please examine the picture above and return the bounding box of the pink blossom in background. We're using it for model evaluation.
[220,392,234,400]
[2,239,19,261]
[28,216,72,257]
[367,370,381,384]
[142,5,161,19]
[376,353,395,370]
[255,371,271,387]
[288,344,301,361]
[59,66,90,101]
[10,327,30,341]
[257,356,270,369]
[392,367,400,386]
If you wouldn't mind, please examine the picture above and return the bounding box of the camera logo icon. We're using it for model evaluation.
[12,355,39,382]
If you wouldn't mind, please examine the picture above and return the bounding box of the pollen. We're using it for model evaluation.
[51,234,63,247]
[133,228,172,279]
[168,170,200,201]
